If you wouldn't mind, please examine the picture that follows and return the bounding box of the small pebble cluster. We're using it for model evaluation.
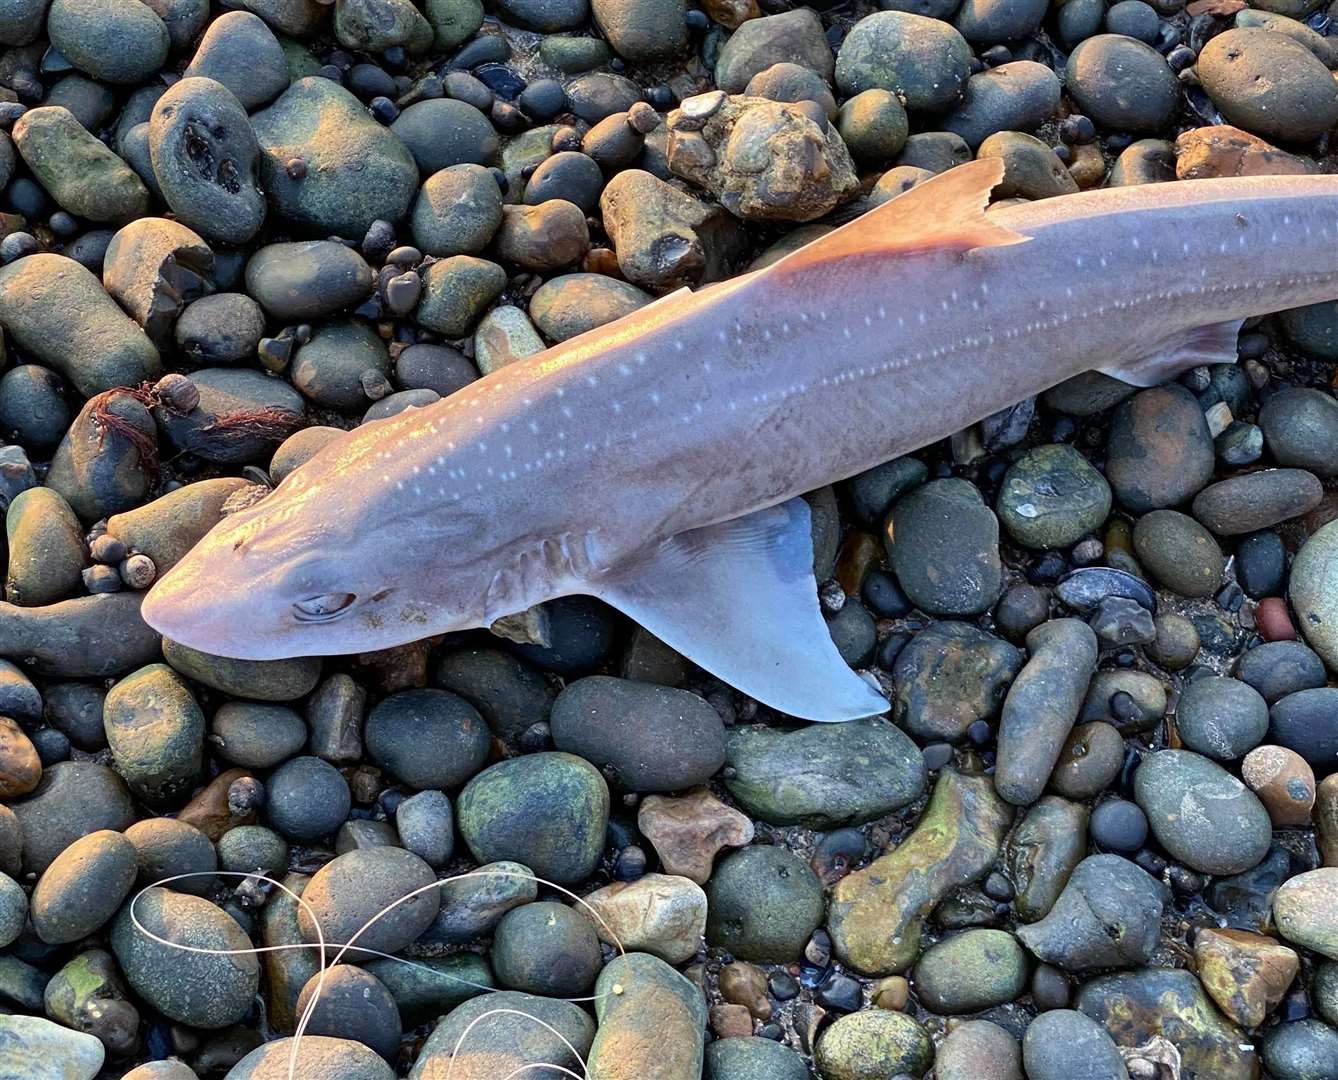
[0,0,1334,1078]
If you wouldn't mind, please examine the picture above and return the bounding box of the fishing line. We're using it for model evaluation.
[128,867,634,1080]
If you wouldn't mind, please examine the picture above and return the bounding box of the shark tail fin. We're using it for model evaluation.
[765,157,1029,275]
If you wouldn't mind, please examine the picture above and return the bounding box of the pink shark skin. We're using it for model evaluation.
[143,161,1338,720]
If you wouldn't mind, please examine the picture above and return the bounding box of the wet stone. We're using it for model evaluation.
[457,752,609,884]
[1106,385,1215,512]
[1134,749,1272,875]
[1241,744,1316,826]
[937,1020,1023,1080]
[892,621,1023,741]
[149,77,265,246]
[1291,519,1338,671]
[48,0,169,84]
[1076,968,1258,1080]
[886,478,1003,616]
[587,953,704,1080]
[834,11,973,111]
[551,676,725,792]
[723,717,925,829]
[1197,28,1338,143]
[1022,1010,1128,1080]
[14,106,148,223]
[913,928,1028,1013]
[409,990,592,1080]
[580,873,707,964]
[995,619,1099,807]
[1191,469,1323,535]
[1274,868,1338,959]
[705,845,823,962]
[1269,688,1338,765]
[111,888,259,1030]
[995,443,1110,549]
[1049,721,1125,797]
[1236,640,1327,703]
[1259,387,1338,478]
[1006,795,1089,922]
[829,769,1013,974]
[298,846,440,958]
[1194,927,1299,1029]
[1176,676,1269,762]
[814,1009,933,1080]
[253,77,418,239]
[714,9,833,94]
[637,788,753,883]
[419,860,535,946]
[1065,34,1179,132]
[0,254,160,398]
[1017,854,1166,971]
[1133,509,1224,598]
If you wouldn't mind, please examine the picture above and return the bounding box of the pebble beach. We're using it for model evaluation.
[0,0,1335,1078]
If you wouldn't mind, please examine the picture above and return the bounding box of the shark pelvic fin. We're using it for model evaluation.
[1098,318,1244,387]
[587,498,889,722]
[766,158,1029,274]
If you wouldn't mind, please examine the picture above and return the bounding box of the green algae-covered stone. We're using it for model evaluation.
[103,664,205,806]
[723,717,925,829]
[912,928,1029,1013]
[828,769,1013,974]
[13,106,148,222]
[252,77,418,238]
[0,254,160,398]
[1076,968,1257,1080]
[457,752,609,884]
[815,1009,933,1080]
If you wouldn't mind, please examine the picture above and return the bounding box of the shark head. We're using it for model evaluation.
[141,415,499,660]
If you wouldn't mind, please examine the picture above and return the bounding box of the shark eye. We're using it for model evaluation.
[293,593,357,622]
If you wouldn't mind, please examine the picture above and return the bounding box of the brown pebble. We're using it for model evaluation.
[285,157,306,179]
[1175,124,1314,180]
[871,975,909,1011]
[836,530,880,598]
[637,787,753,884]
[1255,598,1297,641]
[1067,141,1106,188]
[177,767,257,840]
[0,716,40,798]
[1193,927,1298,1028]
[1316,774,1338,866]
[1241,744,1315,827]
[718,961,772,1020]
[709,1002,754,1039]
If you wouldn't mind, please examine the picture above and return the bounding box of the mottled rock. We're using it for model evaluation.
[666,94,858,222]
[582,873,706,963]
[723,717,924,829]
[637,788,753,884]
[829,769,1013,974]
[1195,927,1298,1028]
[586,953,705,1080]
[892,621,1022,741]
[1076,968,1258,1080]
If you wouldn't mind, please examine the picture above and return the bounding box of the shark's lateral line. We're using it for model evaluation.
[144,160,1338,720]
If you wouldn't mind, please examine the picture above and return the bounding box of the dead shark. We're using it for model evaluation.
[142,158,1338,720]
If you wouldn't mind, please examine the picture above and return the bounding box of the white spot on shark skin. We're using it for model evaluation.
[717,329,728,343]
[1182,240,1191,254]
[619,363,632,376]
[650,391,661,404]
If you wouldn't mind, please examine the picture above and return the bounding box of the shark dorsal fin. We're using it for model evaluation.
[767,158,1029,275]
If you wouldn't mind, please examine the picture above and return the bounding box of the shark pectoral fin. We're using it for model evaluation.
[765,158,1029,275]
[588,499,889,722]
[1098,318,1245,387]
